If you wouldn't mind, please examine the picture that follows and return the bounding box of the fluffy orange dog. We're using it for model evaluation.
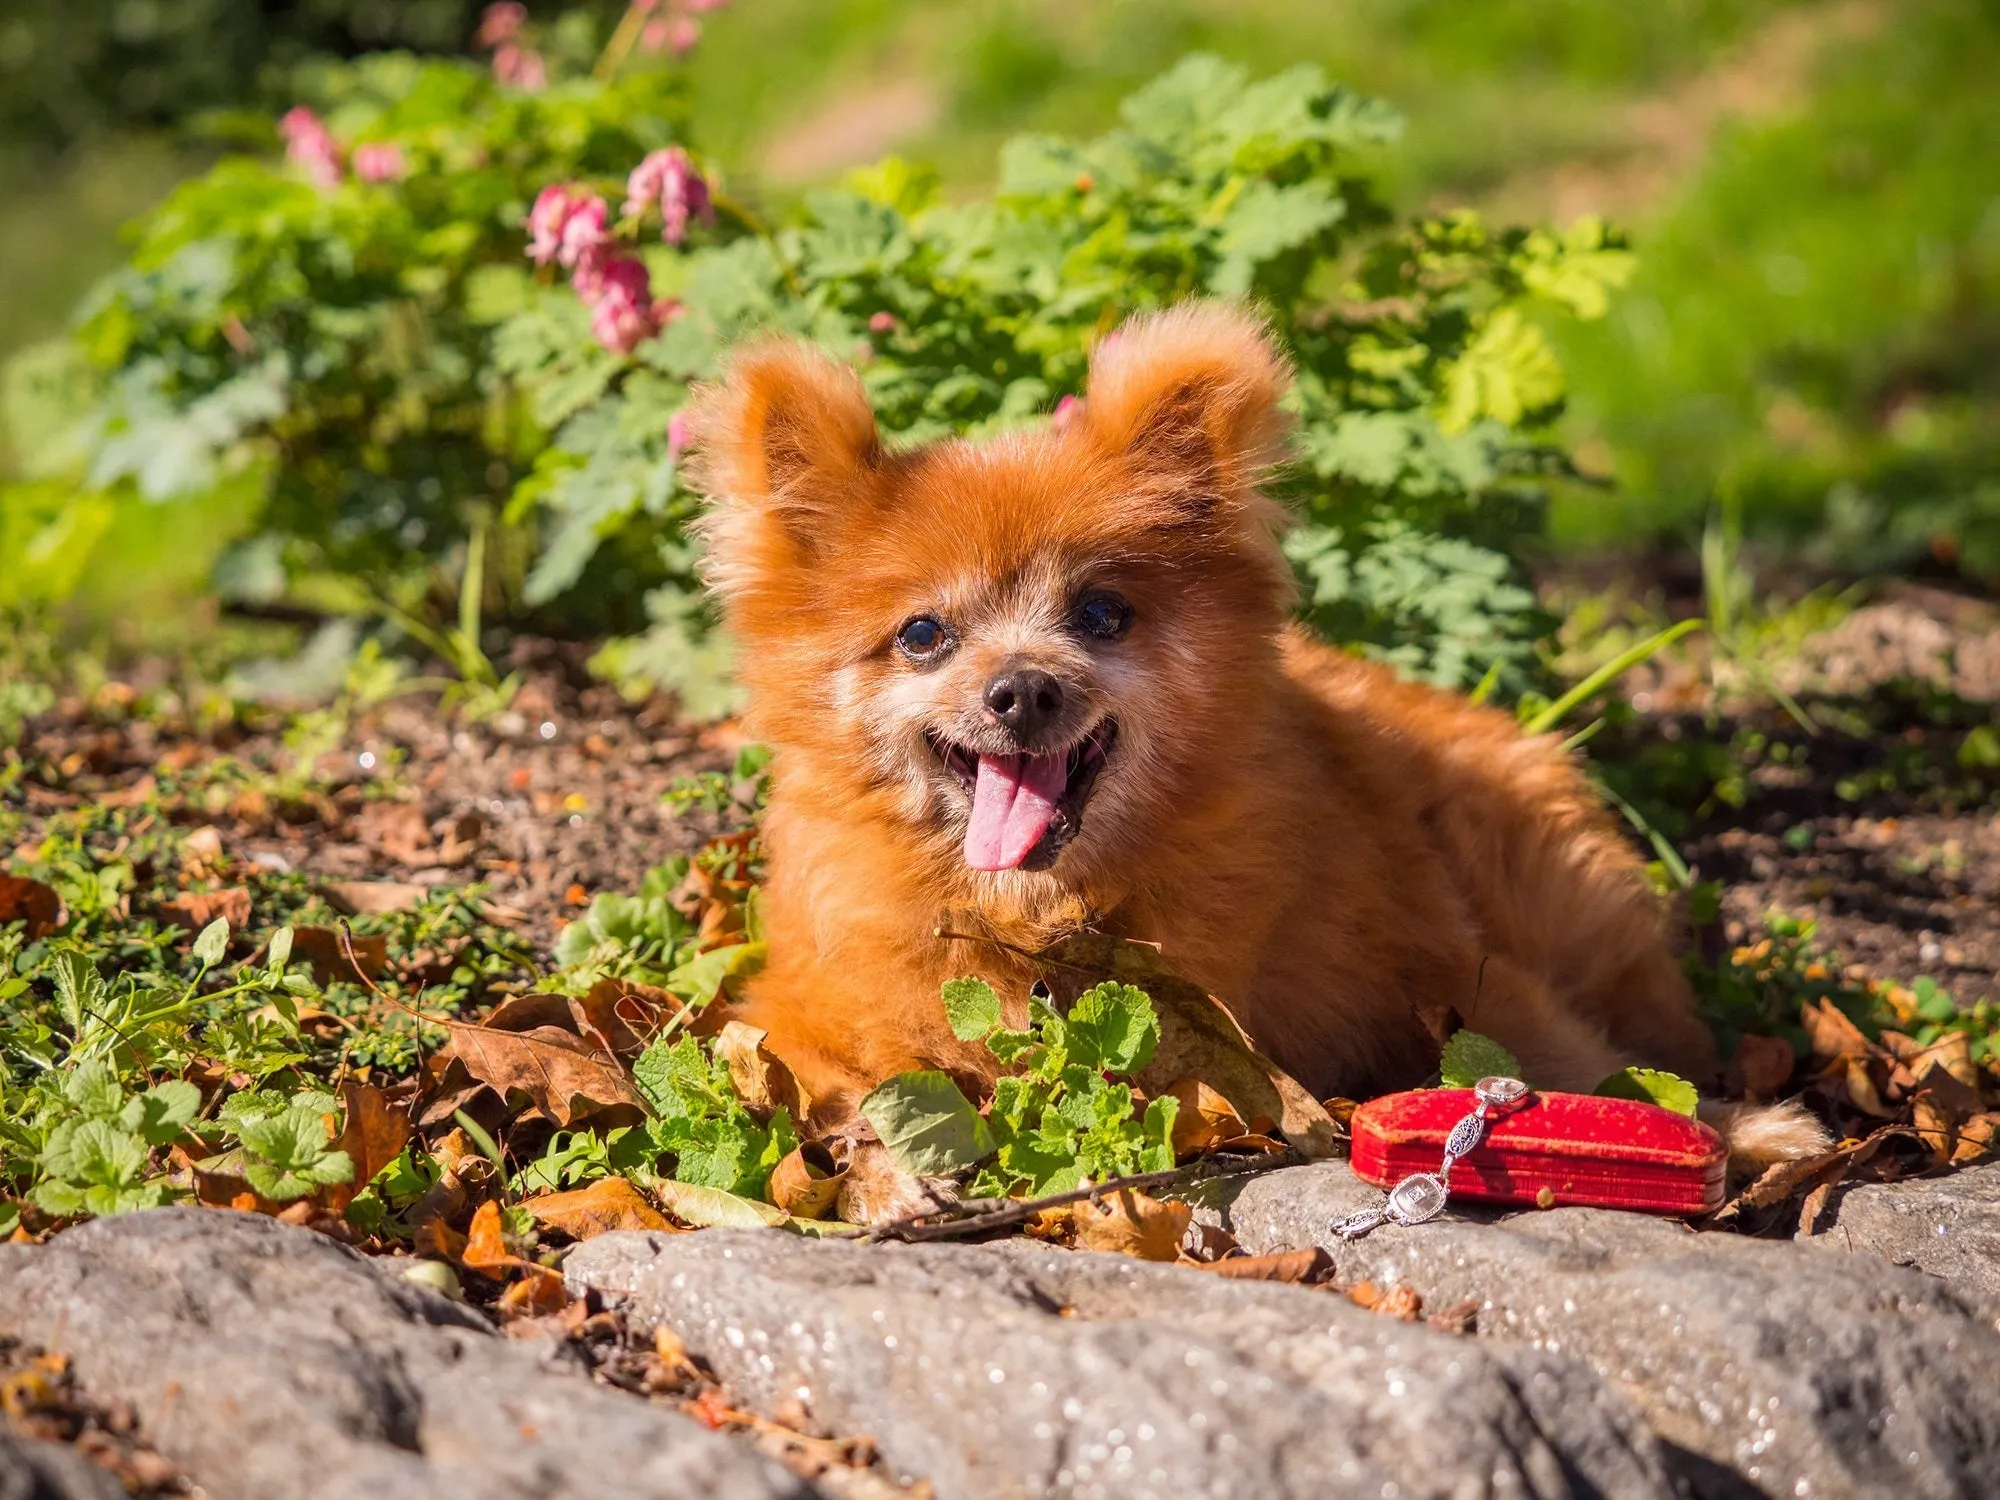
[691,301,1819,1166]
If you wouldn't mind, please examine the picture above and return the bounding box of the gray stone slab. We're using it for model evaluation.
[1209,1161,2000,1500]
[567,1227,1676,1500]
[0,1208,813,1500]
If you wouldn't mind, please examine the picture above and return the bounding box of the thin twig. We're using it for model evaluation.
[856,1151,1298,1244]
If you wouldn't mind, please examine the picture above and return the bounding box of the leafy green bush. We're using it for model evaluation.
[13,47,1626,700]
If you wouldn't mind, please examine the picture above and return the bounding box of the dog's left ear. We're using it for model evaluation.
[1080,302,1291,494]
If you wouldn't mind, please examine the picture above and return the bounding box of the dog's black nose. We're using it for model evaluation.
[984,669,1064,740]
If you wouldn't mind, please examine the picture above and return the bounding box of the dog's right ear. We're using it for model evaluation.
[688,337,882,599]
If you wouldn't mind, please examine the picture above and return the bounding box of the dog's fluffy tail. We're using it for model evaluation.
[1699,1098,1834,1177]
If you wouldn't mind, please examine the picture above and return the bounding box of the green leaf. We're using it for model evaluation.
[860,1070,995,1177]
[1064,983,1160,1075]
[632,1036,730,1122]
[1593,1067,1700,1118]
[1439,1030,1522,1089]
[236,1104,353,1202]
[942,977,1003,1042]
[62,1060,127,1119]
[267,926,294,971]
[40,1119,146,1190]
[649,1177,788,1229]
[122,1081,202,1146]
[193,917,230,967]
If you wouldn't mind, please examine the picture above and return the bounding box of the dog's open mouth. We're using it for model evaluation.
[924,720,1117,873]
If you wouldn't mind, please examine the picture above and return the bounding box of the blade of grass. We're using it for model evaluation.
[1523,617,1704,736]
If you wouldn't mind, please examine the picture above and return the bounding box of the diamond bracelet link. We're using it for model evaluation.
[1330,1075,1531,1241]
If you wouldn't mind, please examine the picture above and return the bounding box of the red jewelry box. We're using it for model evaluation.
[1349,1088,1727,1216]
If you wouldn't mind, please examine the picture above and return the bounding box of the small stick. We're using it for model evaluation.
[858,1151,1297,1245]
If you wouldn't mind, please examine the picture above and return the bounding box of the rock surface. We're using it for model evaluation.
[0,1209,811,1500]
[567,1227,1677,1500]
[1210,1161,2000,1500]
[7,1172,1998,1500]
[0,1432,126,1500]
[1809,1161,2000,1292]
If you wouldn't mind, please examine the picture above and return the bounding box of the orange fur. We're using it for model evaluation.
[688,302,1765,1148]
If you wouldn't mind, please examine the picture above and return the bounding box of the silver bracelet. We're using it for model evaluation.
[1331,1076,1530,1240]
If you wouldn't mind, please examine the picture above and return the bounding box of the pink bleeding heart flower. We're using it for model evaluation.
[664,17,701,53]
[352,142,406,183]
[493,43,547,91]
[624,147,713,246]
[868,311,898,333]
[666,409,691,463]
[1051,394,1084,430]
[684,0,732,13]
[527,185,611,273]
[589,257,662,354]
[474,2,527,48]
[279,107,342,189]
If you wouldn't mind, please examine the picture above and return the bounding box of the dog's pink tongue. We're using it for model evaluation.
[964,751,1068,871]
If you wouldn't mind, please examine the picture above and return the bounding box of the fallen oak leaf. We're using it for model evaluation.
[0,876,64,939]
[438,1018,647,1128]
[523,1177,672,1239]
[496,1267,570,1319]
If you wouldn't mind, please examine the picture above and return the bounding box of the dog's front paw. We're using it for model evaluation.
[832,1136,963,1226]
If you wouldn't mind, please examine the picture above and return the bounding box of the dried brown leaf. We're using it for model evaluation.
[1347,1281,1424,1320]
[1196,1247,1334,1284]
[523,1177,671,1239]
[1727,1033,1798,1099]
[0,876,64,939]
[358,802,434,867]
[461,1200,527,1279]
[438,1019,646,1128]
[713,1020,803,1120]
[1911,1091,1956,1165]
[1906,1033,1981,1094]
[158,888,251,936]
[1072,1189,1190,1262]
[290,925,387,983]
[1952,1112,2000,1164]
[1165,1078,1250,1155]
[1802,998,1875,1064]
[320,881,431,916]
[767,1143,847,1219]
[327,1083,411,1214]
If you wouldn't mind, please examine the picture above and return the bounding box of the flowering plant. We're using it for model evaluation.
[12,35,1627,711]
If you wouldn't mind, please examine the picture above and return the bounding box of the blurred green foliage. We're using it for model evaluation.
[1552,0,2000,579]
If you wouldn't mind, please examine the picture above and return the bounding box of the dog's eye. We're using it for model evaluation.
[1075,593,1133,640]
[895,614,952,663]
